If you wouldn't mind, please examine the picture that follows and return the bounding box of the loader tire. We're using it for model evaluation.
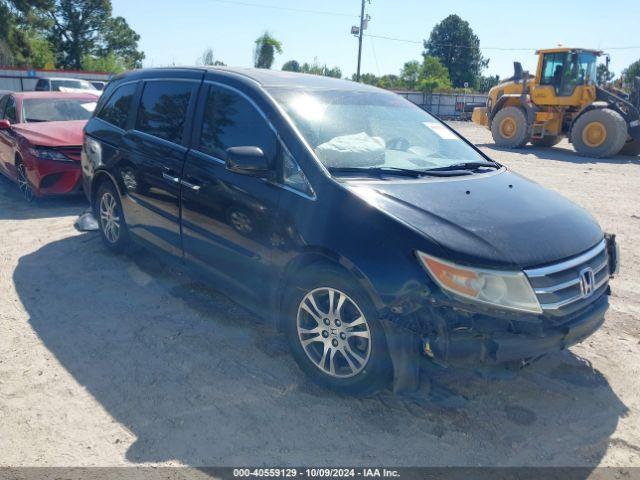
[571,108,627,158]
[491,107,529,148]
[531,135,562,147]
[620,138,640,156]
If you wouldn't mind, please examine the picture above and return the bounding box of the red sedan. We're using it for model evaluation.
[0,91,98,201]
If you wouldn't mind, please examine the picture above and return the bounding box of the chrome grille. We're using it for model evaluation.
[524,240,609,318]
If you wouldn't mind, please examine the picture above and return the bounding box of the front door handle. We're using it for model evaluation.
[162,172,180,183]
[181,179,202,191]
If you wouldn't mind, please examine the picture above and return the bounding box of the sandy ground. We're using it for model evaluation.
[0,122,639,468]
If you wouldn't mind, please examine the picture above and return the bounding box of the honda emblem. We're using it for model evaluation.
[579,267,595,298]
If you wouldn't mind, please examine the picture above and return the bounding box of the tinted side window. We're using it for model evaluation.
[35,79,48,91]
[4,97,17,123]
[199,86,276,161]
[135,80,196,144]
[0,95,8,118]
[97,82,137,129]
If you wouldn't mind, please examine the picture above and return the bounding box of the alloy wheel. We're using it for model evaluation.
[230,210,253,234]
[99,192,121,243]
[296,287,371,378]
[16,163,35,202]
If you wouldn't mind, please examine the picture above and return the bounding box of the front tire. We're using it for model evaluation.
[491,106,529,148]
[96,181,131,253]
[15,158,36,202]
[571,108,627,158]
[284,264,392,396]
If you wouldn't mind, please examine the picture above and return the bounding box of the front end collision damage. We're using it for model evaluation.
[379,234,619,395]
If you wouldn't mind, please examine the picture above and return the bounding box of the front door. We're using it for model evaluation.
[181,83,282,304]
[120,78,200,256]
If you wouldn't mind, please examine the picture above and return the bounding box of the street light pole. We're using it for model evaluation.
[356,0,366,82]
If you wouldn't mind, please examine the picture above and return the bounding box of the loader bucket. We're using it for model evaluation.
[472,107,489,127]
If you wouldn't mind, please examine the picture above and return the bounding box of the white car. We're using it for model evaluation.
[34,77,101,96]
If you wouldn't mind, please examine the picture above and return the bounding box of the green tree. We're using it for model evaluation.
[596,64,614,86]
[99,16,144,68]
[399,60,421,90]
[419,55,452,92]
[0,0,53,66]
[352,72,378,85]
[26,33,55,67]
[622,59,640,86]
[283,59,340,78]
[423,14,488,88]
[478,74,500,93]
[253,31,282,69]
[46,0,143,70]
[282,59,300,72]
[82,51,124,72]
[197,47,225,66]
[377,74,401,89]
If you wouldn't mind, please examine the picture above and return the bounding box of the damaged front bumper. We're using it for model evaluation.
[425,293,608,365]
[381,234,618,394]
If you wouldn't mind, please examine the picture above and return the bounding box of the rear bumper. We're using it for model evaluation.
[427,294,608,365]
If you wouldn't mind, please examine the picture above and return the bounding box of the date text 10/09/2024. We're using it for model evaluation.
[232,469,401,478]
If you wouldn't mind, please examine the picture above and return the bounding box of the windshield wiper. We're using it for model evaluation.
[425,161,501,172]
[328,166,426,178]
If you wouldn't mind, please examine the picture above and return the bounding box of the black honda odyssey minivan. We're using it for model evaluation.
[82,67,619,395]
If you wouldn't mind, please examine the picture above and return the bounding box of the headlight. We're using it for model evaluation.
[29,147,73,162]
[416,251,542,314]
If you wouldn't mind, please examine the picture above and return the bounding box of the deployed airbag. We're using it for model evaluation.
[315,132,386,168]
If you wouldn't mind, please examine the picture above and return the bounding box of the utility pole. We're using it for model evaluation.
[356,0,366,82]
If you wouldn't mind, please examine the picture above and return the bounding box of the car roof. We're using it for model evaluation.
[38,77,92,82]
[12,91,99,99]
[113,66,381,92]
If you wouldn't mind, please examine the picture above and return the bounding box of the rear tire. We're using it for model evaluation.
[571,108,627,158]
[284,264,392,396]
[620,138,640,156]
[96,180,131,253]
[491,106,529,148]
[531,135,562,147]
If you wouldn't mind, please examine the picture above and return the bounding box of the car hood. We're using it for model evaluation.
[344,170,603,268]
[12,120,86,147]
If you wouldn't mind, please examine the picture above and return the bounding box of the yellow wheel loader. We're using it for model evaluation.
[472,48,640,158]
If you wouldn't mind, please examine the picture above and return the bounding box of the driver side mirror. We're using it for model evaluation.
[0,119,11,130]
[225,146,270,176]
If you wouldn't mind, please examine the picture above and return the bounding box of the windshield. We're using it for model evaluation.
[267,87,492,175]
[51,79,95,91]
[22,98,97,123]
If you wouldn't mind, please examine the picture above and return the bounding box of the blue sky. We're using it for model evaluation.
[112,0,640,81]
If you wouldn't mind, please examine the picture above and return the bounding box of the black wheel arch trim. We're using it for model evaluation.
[271,248,385,332]
[91,169,124,213]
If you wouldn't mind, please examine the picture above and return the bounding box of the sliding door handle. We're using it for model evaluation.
[162,172,180,183]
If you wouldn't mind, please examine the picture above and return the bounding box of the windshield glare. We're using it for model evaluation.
[267,87,490,174]
[23,98,97,123]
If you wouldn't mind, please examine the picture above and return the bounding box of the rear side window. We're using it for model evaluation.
[35,79,48,91]
[97,82,137,130]
[198,85,276,160]
[135,80,197,144]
